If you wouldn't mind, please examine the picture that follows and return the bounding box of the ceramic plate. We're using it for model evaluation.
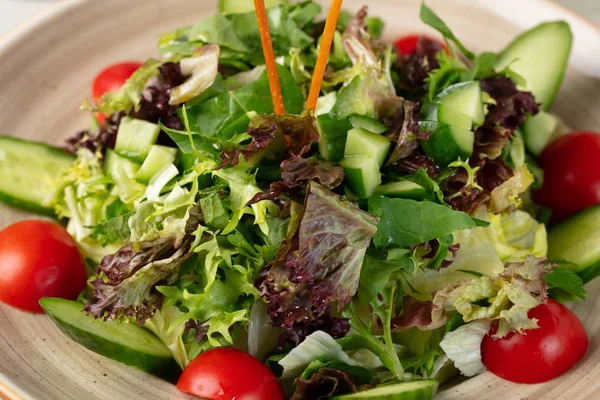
[1,0,599,399]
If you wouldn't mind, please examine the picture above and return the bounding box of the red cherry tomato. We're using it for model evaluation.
[92,62,142,124]
[533,132,600,222]
[394,34,448,55]
[481,299,588,383]
[177,348,284,400]
[0,220,87,313]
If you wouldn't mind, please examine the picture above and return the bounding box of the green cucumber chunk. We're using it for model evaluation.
[104,149,141,180]
[548,205,600,283]
[332,379,438,400]
[115,117,160,162]
[317,114,353,162]
[494,21,572,110]
[344,128,391,167]
[420,102,472,130]
[420,121,474,166]
[40,298,178,380]
[0,136,75,216]
[219,0,287,13]
[135,145,179,183]
[436,81,485,127]
[522,111,559,156]
[373,181,425,200]
[349,114,388,134]
[340,156,381,199]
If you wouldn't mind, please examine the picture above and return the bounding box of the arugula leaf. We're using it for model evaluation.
[358,252,412,304]
[185,65,304,139]
[413,169,446,204]
[419,3,475,60]
[546,267,587,301]
[426,52,467,100]
[464,52,498,80]
[368,197,482,248]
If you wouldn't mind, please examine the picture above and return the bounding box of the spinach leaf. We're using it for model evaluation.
[420,3,475,60]
[368,197,480,248]
[546,267,587,301]
[185,65,304,140]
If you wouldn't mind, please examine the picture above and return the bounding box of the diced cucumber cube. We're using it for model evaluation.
[420,121,474,167]
[420,102,472,130]
[373,181,426,200]
[104,149,141,180]
[317,114,353,162]
[349,114,388,134]
[340,156,382,199]
[344,128,391,167]
[135,145,179,183]
[436,81,485,127]
[115,117,161,162]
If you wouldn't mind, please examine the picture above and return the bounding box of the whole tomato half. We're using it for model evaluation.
[0,220,87,313]
[177,347,284,400]
[481,299,588,383]
[534,131,600,222]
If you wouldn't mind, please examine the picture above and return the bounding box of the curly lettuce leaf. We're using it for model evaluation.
[432,256,552,338]
[85,60,163,115]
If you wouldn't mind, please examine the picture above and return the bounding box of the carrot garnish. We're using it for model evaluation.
[305,0,344,112]
[254,0,285,115]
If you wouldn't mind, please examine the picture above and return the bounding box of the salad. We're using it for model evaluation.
[0,0,597,399]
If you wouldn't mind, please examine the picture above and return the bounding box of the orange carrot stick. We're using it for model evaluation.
[254,0,285,115]
[306,0,344,112]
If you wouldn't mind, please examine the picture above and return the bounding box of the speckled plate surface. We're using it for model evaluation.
[1,0,600,399]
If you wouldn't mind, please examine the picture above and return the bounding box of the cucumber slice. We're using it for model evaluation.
[522,111,559,156]
[344,128,391,167]
[135,145,179,183]
[349,114,388,134]
[548,205,600,283]
[420,121,474,167]
[0,136,75,216]
[104,149,141,180]
[494,21,572,110]
[115,117,160,162]
[40,298,178,380]
[436,81,485,127]
[317,114,353,162]
[373,181,425,200]
[219,0,287,14]
[420,102,472,130]
[340,156,382,199]
[332,380,438,400]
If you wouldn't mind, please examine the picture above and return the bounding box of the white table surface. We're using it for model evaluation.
[0,0,599,37]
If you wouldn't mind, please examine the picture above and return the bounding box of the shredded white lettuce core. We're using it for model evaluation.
[440,319,490,377]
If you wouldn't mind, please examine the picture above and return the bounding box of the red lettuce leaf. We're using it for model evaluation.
[257,182,378,340]
[218,112,319,168]
[292,368,361,400]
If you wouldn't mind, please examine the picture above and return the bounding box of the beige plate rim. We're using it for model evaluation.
[0,0,599,399]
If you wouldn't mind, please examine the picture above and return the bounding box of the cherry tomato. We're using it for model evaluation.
[0,220,87,313]
[394,34,447,55]
[92,62,142,124]
[481,299,588,383]
[533,132,600,222]
[177,348,284,400]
